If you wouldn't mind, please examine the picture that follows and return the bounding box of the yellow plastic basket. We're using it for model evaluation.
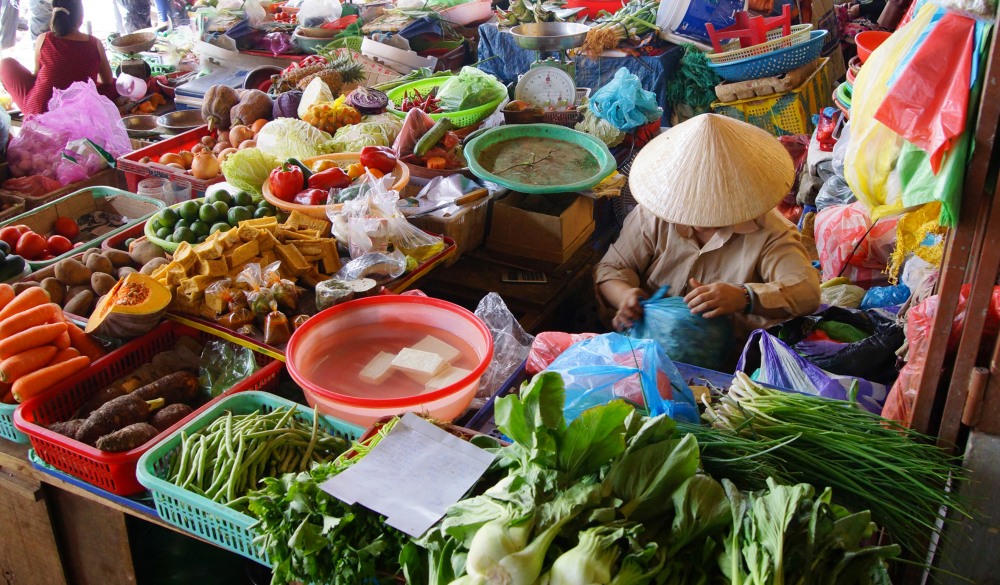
[707,24,814,64]
[710,57,830,137]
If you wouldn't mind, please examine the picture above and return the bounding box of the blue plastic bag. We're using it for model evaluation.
[544,333,699,424]
[860,284,911,310]
[589,68,663,131]
[626,289,734,372]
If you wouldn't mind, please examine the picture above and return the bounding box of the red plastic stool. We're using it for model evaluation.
[705,5,792,52]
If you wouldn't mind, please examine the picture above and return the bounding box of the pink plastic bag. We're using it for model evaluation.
[882,295,936,423]
[526,331,598,374]
[814,201,898,285]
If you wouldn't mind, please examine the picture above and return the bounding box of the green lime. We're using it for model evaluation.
[159,208,179,228]
[191,221,209,236]
[156,227,171,240]
[173,227,196,244]
[150,219,162,232]
[257,200,276,212]
[234,191,254,207]
[175,219,190,230]
[253,207,273,219]
[209,190,234,206]
[228,206,252,226]
[210,222,231,234]
[178,200,200,222]
[212,200,230,216]
[198,204,220,224]
[197,235,208,243]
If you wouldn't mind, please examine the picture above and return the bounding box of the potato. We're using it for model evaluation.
[82,248,101,262]
[12,281,40,295]
[39,277,66,306]
[129,241,166,267]
[85,254,115,276]
[103,249,132,268]
[91,272,117,297]
[54,258,92,286]
[63,289,94,316]
[117,266,138,279]
[140,257,170,275]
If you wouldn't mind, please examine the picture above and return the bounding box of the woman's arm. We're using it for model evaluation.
[33,33,45,72]
[746,218,821,320]
[593,207,657,330]
[94,37,115,86]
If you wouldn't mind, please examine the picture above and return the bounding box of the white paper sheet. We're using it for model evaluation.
[319,412,495,537]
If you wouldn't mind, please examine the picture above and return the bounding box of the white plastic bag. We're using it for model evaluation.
[298,0,342,27]
[244,0,267,27]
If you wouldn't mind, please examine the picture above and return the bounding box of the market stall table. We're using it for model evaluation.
[476,23,683,123]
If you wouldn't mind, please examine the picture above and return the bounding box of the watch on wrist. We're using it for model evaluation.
[740,285,752,314]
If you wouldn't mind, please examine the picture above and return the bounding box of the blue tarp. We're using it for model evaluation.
[476,23,683,124]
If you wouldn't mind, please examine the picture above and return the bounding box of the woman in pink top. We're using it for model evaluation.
[0,0,116,115]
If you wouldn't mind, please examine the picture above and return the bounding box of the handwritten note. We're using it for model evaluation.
[319,412,495,537]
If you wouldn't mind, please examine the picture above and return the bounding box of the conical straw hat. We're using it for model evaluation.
[628,114,794,228]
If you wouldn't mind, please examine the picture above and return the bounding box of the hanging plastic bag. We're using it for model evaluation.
[625,288,734,372]
[843,3,940,220]
[298,0,343,27]
[473,293,535,403]
[738,330,890,414]
[814,202,898,284]
[589,68,662,131]
[236,263,276,320]
[544,332,699,423]
[526,332,599,375]
[815,175,856,211]
[882,295,937,422]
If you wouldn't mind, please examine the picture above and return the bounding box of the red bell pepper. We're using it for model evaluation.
[293,188,329,206]
[268,163,304,202]
[359,146,397,174]
[307,167,352,190]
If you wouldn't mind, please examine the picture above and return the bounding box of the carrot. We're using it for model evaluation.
[425,156,447,170]
[0,303,59,338]
[12,355,89,403]
[0,283,14,311]
[0,322,66,360]
[0,287,49,322]
[53,331,71,350]
[0,345,58,383]
[50,347,80,364]
[65,319,106,361]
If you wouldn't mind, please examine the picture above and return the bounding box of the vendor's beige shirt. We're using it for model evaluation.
[593,206,821,329]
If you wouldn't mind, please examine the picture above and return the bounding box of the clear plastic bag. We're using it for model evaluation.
[544,333,699,423]
[473,293,535,404]
[815,175,856,211]
[336,251,407,282]
[245,0,268,27]
[198,339,260,397]
[298,0,343,27]
[262,261,299,311]
[236,263,276,319]
[821,283,867,308]
[588,68,663,131]
[626,288,734,372]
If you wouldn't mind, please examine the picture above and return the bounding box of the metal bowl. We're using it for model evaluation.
[243,66,282,90]
[122,114,162,138]
[110,31,156,55]
[156,109,205,134]
[510,22,590,52]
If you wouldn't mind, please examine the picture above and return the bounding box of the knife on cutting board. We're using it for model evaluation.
[408,188,489,218]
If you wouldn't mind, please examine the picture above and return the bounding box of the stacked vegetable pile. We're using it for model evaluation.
[581,0,662,57]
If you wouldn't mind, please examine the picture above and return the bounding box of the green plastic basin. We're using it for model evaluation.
[464,124,616,194]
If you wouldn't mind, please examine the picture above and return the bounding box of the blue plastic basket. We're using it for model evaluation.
[709,30,828,82]
[135,391,364,565]
[0,402,28,443]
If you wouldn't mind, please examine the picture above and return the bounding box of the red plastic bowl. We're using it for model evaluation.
[855,31,891,64]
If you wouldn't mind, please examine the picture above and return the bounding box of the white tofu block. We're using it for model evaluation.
[411,335,462,364]
[359,351,397,384]
[391,348,448,384]
[425,366,472,391]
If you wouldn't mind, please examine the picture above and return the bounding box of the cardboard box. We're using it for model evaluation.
[409,199,489,267]
[486,192,594,265]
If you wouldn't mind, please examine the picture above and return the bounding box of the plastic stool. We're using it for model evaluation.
[706,5,792,52]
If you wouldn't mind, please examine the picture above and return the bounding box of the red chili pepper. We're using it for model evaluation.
[308,167,352,190]
[293,188,329,206]
[268,163,304,202]
[359,146,398,175]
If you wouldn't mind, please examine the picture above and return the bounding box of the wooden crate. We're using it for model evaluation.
[0,191,26,223]
[21,168,126,210]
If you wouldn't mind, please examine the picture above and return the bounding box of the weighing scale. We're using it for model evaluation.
[109,31,156,80]
[509,22,589,108]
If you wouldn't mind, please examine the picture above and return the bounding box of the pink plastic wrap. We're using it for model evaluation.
[814,201,899,285]
[882,296,936,423]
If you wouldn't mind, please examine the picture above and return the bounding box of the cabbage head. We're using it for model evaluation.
[220,148,279,196]
[255,118,334,161]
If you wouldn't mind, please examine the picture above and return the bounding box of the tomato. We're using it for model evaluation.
[53,217,80,239]
[0,226,22,249]
[46,235,72,255]
[15,232,47,260]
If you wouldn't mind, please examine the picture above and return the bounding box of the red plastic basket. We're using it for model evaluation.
[564,0,625,19]
[13,320,281,496]
[101,221,148,251]
[117,125,224,198]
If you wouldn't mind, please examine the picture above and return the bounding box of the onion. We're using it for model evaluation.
[346,87,389,115]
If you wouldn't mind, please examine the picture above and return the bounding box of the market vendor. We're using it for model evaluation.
[595,113,821,335]
[0,0,116,116]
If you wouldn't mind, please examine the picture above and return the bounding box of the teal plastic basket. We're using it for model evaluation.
[708,30,828,82]
[136,391,364,565]
[0,402,28,443]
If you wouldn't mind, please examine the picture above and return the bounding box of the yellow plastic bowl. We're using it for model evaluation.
[261,152,410,220]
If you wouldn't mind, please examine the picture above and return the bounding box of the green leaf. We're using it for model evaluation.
[556,400,632,479]
[668,474,732,554]
[608,433,700,522]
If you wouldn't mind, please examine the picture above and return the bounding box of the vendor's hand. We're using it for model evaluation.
[848,3,861,18]
[684,279,746,318]
[613,287,647,331]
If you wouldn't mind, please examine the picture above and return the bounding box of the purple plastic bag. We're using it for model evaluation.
[264,32,295,56]
[737,330,889,415]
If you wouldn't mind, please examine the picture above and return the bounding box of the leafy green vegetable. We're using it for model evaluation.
[255,118,334,161]
[220,148,278,197]
[329,113,404,152]
[434,67,507,112]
